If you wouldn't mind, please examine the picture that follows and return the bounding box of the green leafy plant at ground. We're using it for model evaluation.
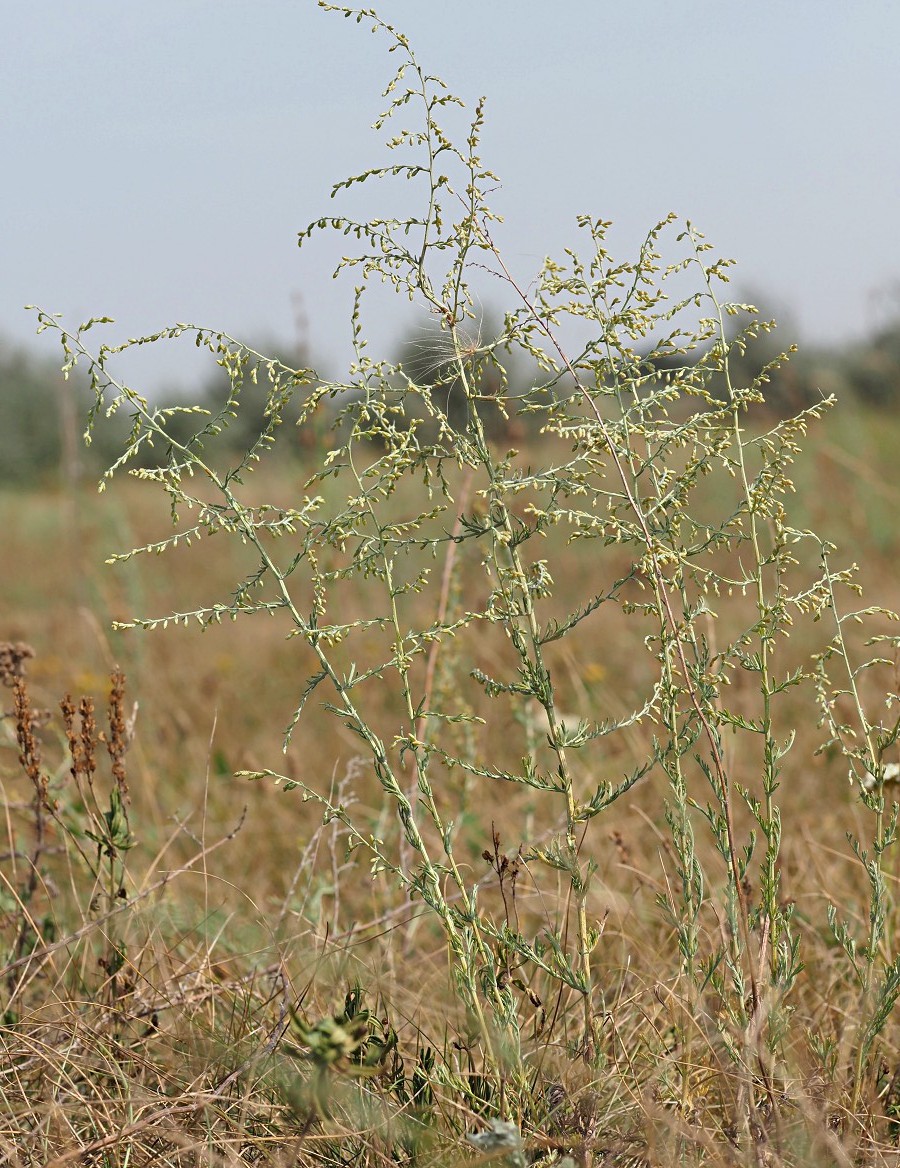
[15,4,900,1164]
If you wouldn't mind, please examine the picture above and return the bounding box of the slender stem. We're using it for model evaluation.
[479,224,762,1021]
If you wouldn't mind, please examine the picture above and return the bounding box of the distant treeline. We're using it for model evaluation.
[693,308,900,415]
[2,310,900,486]
[0,336,317,487]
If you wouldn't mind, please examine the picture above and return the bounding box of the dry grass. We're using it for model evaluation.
[3,404,900,1165]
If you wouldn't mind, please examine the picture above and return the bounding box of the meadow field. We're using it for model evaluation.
[4,394,900,1166]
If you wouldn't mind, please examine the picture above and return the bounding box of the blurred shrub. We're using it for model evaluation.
[0,338,132,486]
[345,315,556,448]
[646,303,900,415]
[842,317,900,407]
[0,334,323,487]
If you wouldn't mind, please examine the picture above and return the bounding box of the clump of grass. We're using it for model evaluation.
[0,648,280,1164]
[21,3,900,1164]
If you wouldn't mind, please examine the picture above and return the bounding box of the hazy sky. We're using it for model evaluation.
[3,1,899,393]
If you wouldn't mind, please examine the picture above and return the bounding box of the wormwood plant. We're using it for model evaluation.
[30,2,900,1155]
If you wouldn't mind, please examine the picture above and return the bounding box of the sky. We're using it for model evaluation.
[3,1,899,394]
